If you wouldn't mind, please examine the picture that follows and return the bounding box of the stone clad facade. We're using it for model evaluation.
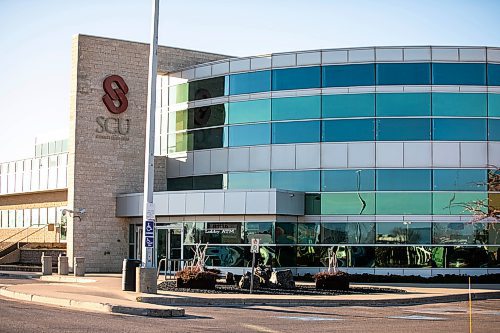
[67,35,227,272]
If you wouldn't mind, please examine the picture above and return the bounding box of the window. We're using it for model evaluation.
[272,66,321,91]
[191,127,225,150]
[305,194,321,215]
[375,246,432,267]
[376,93,431,116]
[489,94,500,117]
[272,121,320,144]
[487,64,500,86]
[432,192,488,215]
[433,169,487,191]
[433,222,490,245]
[322,64,375,87]
[321,169,375,192]
[229,70,271,95]
[228,123,271,147]
[297,223,320,244]
[271,96,321,121]
[489,119,500,141]
[169,105,227,131]
[244,222,274,244]
[167,175,224,191]
[376,193,432,215]
[275,223,297,244]
[322,94,375,118]
[271,171,320,192]
[169,83,188,104]
[227,172,270,189]
[321,193,376,215]
[228,99,271,124]
[376,118,431,140]
[432,93,487,117]
[188,76,227,101]
[376,169,431,191]
[376,63,431,85]
[432,118,486,141]
[322,119,375,142]
[376,222,431,244]
[432,63,486,85]
[321,222,375,244]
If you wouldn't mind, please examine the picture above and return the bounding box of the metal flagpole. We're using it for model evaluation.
[142,0,160,269]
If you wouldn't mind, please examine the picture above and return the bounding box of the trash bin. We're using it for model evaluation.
[122,259,142,291]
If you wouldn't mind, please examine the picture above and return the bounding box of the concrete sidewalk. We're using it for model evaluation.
[1,271,499,317]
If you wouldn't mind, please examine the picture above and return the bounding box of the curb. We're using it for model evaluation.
[137,291,500,307]
[0,272,38,279]
[0,287,184,317]
[39,275,96,283]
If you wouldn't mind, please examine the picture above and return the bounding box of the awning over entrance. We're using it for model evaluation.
[116,189,304,217]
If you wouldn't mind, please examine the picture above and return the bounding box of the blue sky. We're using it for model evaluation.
[1,0,500,161]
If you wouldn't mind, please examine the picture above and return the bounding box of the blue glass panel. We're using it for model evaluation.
[322,119,375,142]
[488,94,500,117]
[272,121,320,144]
[433,169,487,191]
[322,64,375,87]
[376,63,431,85]
[228,123,271,147]
[322,169,375,191]
[376,93,431,116]
[322,94,375,118]
[432,63,486,85]
[228,99,271,124]
[229,70,271,95]
[432,118,486,141]
[376,118,431,140]
[376,169,431,191]
[488,64,500,86]
[432,93,487,117]
[272,67,321,91]
[271,96,321,121]
[227,172,270,189]
[489,119,500,141]
[271,171,320,192]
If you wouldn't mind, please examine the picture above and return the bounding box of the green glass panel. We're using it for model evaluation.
[227,172,270,189]
[432,192,488,215]
[376,93,431,116]
[488,94,500,117]
[322,94,375,118]
[321,193,375,215]
[271,96,321,120]
[305,194,321,215]
[376,192,431,215]
[169,83,188,104]
[168,132,192,153]
[432,93,487,117]
[272,171,320,192]
[168,110,188,132]
[228,99,271,124]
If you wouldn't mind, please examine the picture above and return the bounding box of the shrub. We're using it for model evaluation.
[175,267,218,290]
[314,271,350,291]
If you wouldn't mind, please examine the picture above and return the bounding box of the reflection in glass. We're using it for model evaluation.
[321,193,376,215]
[376,222,431,244]
[244,222,274,244]
[431,246,490,268]
[271,170,320,192]
[188,76,227,101]
[322,169,375,192]
[320,222,375,244]
[305,194,321,215]
[205,246,245,267]
[275,223,296,244]
[376,246,433,268]
[433,223,490,245]
[297,223,320,244]
[275,246,296,267]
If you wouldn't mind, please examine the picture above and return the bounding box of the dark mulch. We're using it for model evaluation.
[157,280,406,296]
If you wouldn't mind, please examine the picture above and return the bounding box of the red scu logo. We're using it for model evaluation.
[102,75,129,114]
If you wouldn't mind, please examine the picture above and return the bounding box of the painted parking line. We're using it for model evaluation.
[276,316,343,321]
[242,324,282,333]
[388,315,446,321]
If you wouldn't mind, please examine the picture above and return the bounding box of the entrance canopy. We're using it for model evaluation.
[116,189,304,217]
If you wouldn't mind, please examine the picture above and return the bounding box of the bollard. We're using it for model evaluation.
[41,253,52,276]
[74,257,85,276]
[58,255,69,275]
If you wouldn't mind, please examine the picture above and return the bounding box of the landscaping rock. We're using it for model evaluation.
[238,272,260,290]
[269,269,295,289]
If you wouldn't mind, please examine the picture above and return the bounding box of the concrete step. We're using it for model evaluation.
[0,264,57,272]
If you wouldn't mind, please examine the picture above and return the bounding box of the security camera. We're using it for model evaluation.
[78,208,87,215]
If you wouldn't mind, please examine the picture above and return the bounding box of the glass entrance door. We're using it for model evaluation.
[156,227,183,273]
